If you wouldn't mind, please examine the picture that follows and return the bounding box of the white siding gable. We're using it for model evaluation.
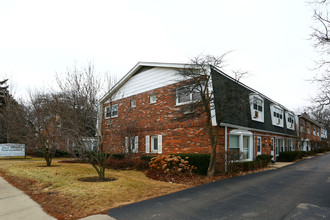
[108,67,184,102]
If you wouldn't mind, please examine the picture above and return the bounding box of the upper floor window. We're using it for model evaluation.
[270,104,283,127]
[131,99,136,108]
[300,118,305,132]
[150,95,157,104]
[105,104,118,118]
[306,122,310,134]
[176,86,201,105]
[317,127,320,136]
[273,108,283,119]
[285,112,295,130]
[313,126,316,135]
[249,94,264,123]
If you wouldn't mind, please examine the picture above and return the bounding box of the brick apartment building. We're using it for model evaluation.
[297,113,323,151]
[99,62,298,161]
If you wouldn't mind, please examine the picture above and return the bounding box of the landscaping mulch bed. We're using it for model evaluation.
[78,176,116,182]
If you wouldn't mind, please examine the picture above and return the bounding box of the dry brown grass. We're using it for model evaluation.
[0,160,190,219]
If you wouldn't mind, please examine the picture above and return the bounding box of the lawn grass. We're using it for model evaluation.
[0,160,190,219]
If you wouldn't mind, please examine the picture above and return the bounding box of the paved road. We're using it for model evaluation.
[108,153,330,220]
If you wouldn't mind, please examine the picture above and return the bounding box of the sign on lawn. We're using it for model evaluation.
[0,143,25,157]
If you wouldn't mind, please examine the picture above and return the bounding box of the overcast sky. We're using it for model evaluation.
[0,0,320,112]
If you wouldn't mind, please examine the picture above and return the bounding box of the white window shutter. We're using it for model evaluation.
[158,135,162,154]
[125,137,128,153]
[135,136,139,153]
[145,135,150,153]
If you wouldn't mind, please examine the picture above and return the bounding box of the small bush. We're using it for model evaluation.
[146,155,195,182]
[111,154,125,160]
[316,148,327,153]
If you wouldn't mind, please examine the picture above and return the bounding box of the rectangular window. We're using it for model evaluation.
[287,139,292,151]
[150,95,157,103]
[125,136,138,153]
[110,105,118,118]
[145,135,163,154]
[131,99,136,108]
[306,122,310,134]
[150,135,161,153]
[105,107,111,118]
[253,98,263,112]
[313,126,316,135]
[229,135,240,160]
[273,108,283,119]
[176,86,201,105]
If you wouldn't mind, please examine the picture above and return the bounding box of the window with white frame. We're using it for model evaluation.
[285,112,295,130]
[313,125,316,135]
[150,95,157,103]
[229,130,253,161]
[145,135,162,154]
[176,86,201,105]
[249,94,264,122]
[317,127,320,136]
[273,108,283,119]
[270,105,284,127]
[125,136,138,153]
[306,122,310,134]
[105,105,118,118]
[111,105,118,118]
[131,99,136,108]
[300,119,305,132]
[287,139,293,151]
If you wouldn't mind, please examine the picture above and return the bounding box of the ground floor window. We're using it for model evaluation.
[286,139,293,151]
[229,129,253,161]
[125,136,138,153]
[145,135,162,154]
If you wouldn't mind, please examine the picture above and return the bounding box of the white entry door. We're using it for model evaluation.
[271,138,275,159]
[257,136,262,156]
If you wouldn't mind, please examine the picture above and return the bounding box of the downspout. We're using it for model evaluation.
[225,126,228,173]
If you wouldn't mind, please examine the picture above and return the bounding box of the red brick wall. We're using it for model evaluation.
[101,82,213,155]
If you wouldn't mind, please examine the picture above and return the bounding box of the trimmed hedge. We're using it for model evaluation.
[228,160,268,173]
[175,154,210,175]
[277,151,304,162]
[256,154,273,163]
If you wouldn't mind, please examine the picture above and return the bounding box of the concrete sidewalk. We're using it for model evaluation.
[0,176,114,220]
[0,176,55,220]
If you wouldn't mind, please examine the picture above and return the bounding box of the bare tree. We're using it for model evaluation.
[55,63,116,180]
[310,0,330,108]
[177,54,248,176]
[27,92,64,166]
